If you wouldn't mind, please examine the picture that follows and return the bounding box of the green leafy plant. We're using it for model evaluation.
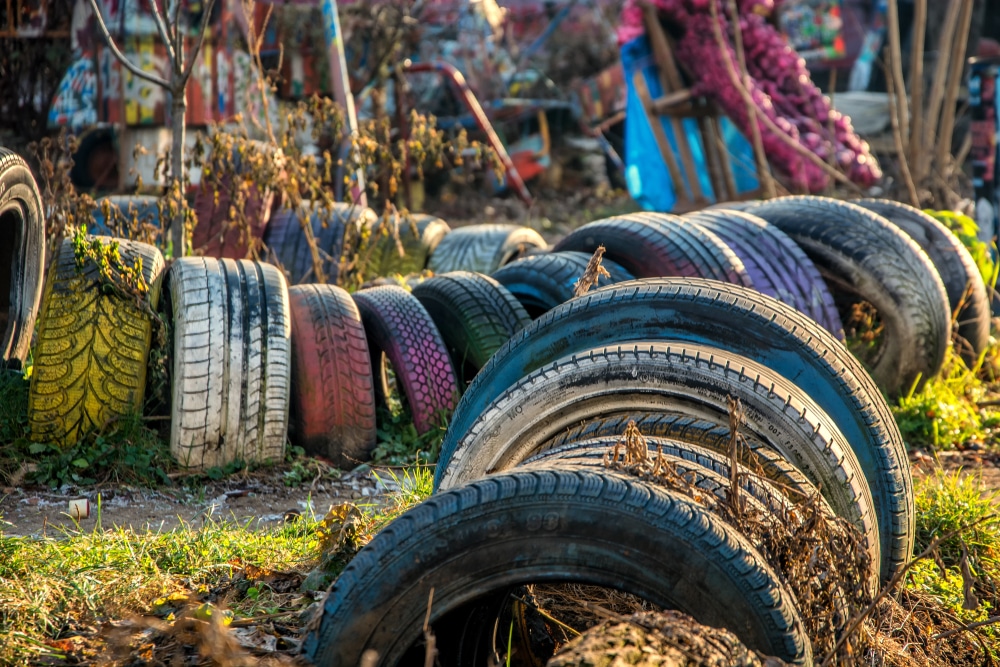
[12,414,172,488]
[926,209,999,288]
[892,348,1000,450]
[371,405,446,466]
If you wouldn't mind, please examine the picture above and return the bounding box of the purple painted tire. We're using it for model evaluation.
[352,286,459,433]
[553,215,750,286]
[684,209,845,339]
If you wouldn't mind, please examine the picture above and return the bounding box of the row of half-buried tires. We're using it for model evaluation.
[21,227,536,470]
[301,275,917,666]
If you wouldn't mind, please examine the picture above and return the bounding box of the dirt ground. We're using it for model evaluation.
[2,449,999,539]
[0,464,387,537]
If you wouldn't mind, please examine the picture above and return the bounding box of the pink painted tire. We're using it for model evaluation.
[192,174,273,259]
[352,286,459,433]
[288,284,377,467]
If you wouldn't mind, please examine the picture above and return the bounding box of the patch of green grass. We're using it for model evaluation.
[914,469,1000,570]
[908,469,1000,651]
[892,349,1000,450]
[0,466,432,664]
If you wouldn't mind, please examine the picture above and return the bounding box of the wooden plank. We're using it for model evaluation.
[649,89,693,116]
[641,2,685,90]
[696,113,727,201]
[632,69,692,210]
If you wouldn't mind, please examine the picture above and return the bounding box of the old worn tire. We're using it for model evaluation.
[287,284,376,467]
[28,237,165,445]
[553,215,750,285]
[264,202,375,285]
[428,223,547,274]
[684,208,844,338]
[491,251,635,318]
[543,411,819,502]
[744,196,950,394]
[301,468,811,666]
[366,213,451,276]
[352,286,459,433]
[631,212,754,287]
[411,272,531,384]
[192,176,273,260]
[435,278,912,583]
[855,198,990,367]
[89,195,163,238]
[168,258,291,468]
[438,341,879,570]
[0,148,45,371]
[523,436,808,518]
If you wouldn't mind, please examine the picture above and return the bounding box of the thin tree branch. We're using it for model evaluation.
[885,0,909,150]
[87,0,171,89]
[885,61,919,206]
[934,614,1000,640]
[171,0,184,45]
[180,0,218,84]
[907,0,926,168]
[145,0,176,63]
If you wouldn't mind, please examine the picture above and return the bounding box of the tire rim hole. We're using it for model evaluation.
[0,205,20,341]
[396,583,659,667]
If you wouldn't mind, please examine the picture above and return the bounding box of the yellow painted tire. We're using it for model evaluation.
[28,236,165,445]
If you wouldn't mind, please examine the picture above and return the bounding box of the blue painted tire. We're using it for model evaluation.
[90,195,162,238]
[433,277,912,584]
[264,202,376,285]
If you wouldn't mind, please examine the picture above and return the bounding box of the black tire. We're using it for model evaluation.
[523,435,808,518]
[352,286,459,433]
[438,341,879,570]
[435,278,912,583]
[264,202,375,285]
[552,215,751,285]
[366,212,451,276]
[29,237,165,445]
[743,196,951,394]
[491,251,635,318]
[168,258,291,468]
[411,272,531,385]
[542,411,819,503]
[631,212,755,288]
[683,208,844,338]
[428,223,547,274]
[855,198,990,367]
[301,467,812,666]
[0,147,45,371]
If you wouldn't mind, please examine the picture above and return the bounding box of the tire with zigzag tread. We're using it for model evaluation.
[28,236,165,445]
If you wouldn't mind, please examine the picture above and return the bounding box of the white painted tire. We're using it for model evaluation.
[168,258,291,468]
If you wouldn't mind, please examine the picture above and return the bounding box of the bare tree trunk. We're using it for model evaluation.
[170,86,187,257]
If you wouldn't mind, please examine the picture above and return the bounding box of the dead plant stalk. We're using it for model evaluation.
[818,512,1000,666]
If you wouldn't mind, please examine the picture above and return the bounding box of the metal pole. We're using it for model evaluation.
[320,0,367,208]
